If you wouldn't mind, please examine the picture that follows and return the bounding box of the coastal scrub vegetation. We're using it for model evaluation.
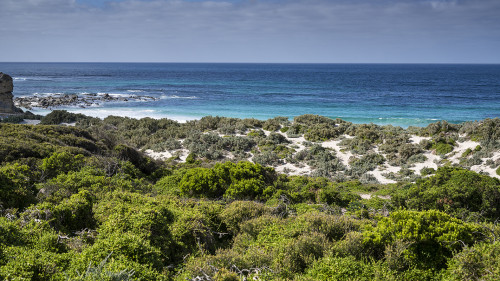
[0,112,500,280]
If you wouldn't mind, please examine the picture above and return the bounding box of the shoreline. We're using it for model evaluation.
[19,105,472,128]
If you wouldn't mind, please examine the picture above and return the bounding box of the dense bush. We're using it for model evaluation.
[0,124,99,162]
[262,116,289,131]
[2,116,500,280]
[445,241,500,280]
[363,209,481,269]
[392,167,500,220]
[0,163,36,210]
[40,110,96,125]
[41,151,85,179]
[349,153,385,176]
[176,162,276,200]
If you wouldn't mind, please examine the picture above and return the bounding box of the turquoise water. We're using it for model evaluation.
[1,62,499,127]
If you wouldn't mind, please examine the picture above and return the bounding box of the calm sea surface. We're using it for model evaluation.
[1,62,499,127]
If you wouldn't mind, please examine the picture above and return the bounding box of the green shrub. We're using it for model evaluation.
[41,151,85,178]
[70,252,135,281]
[280,126,289,133]
[461,148,473,158]
[304,123,340,142]
[296,212,361,241]
[0,115,24,124]
[459,118,500,148]
[179,167,230,198]
[93,191,175,263]
[169,202,226,257]
[252,151,282,166]
[276,232,328,276]
[113,144,159,176]
[177,162,276,200]
[398,143,423,161]
[220,201,269,234]
[393,167,500,220]
[339,137,373,154]
[40,110,94,125]
[0,124,99,163]
[36,166,150,203]
[263,117,288,131]
[263,132,290,145]
[422,120,459,136]
[53,190,96,233]
[302,255,374,281]
[317,185,358,207]
[0,163,36,210]
[294,114,337,127]
[247,129,266,138]
[434,142,454,155]
[420,167,436,176]
[332,231,366,259]
[213,268,239,281]
[445,242,500,281]
[153,169,188,196]
[363,209,481,269]
[72,232,167,280]
[0,247,71,280]
[349,153,385,176]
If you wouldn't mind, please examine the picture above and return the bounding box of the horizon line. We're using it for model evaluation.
[2,61,500,65]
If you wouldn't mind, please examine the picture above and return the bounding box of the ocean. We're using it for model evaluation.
[1,62,499,127]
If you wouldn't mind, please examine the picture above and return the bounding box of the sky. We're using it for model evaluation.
[1,0,500,63]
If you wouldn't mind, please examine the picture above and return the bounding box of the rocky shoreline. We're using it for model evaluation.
[14,93,158,110]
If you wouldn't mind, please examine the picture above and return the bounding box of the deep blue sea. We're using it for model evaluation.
[1,62,499,127]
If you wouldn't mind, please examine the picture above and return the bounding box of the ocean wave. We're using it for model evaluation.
[126,90,146,93]
[377,117,438,121]
[32,92,66,96]
[160,95,198,99]
[13,76,54,81]
[63,108,197,122]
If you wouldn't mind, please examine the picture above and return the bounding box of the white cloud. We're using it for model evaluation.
[1,0,499,62]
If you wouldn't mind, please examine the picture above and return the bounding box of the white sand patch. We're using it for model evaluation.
[322,139,353,167]
[276,132,308,154]
[360,193,391,200]
[448,140,481,163]
[144,149,173,160]
[410,135,430,144]
[275,163,311,176]
[144,149,190,162]
[60,122,76,127]
[288,136,307,152]
[178,149,190,162]
[360,194,372,199]
[410,151,440,175]
[471,152,500,179]
[369,165,398,184]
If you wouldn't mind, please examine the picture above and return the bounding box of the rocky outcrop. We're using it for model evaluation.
[15,93,158,109]
[0,72,21,114]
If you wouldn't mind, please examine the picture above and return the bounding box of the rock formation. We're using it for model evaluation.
[0,72,21,114]
[15,93,158,109]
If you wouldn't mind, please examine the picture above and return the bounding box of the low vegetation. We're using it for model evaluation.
[0,112,499,280]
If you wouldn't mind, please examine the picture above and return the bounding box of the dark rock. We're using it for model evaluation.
[0,72,22,114]
[14,92,159,109]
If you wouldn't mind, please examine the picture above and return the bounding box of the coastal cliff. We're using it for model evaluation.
[0,72,22,114]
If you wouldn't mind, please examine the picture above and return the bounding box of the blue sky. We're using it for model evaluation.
[1,0,500,63]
